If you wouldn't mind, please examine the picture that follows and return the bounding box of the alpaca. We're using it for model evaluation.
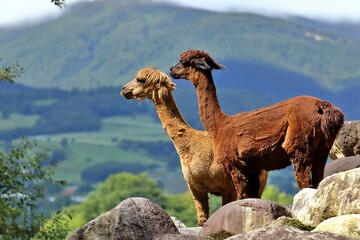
[120,67,268,225]
[170,50,344,199]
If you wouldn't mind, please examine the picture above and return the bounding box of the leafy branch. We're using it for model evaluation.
[0,59,24,83]
[51,0,65,8]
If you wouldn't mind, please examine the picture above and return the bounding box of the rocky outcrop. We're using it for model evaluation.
[312,214,360,238]
[198,199,292,237]
[67,168,359,240]
[292,168,360,226]
[329,120,360,160]
[226,226,355,240]
[66,197,179,240]
[324,156,360,177]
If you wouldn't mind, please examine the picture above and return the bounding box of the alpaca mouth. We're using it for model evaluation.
[170,71,179,79]
[122,91,134,99]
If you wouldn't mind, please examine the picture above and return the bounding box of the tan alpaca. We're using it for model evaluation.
[121,67,268,225]
[170,50,344,199]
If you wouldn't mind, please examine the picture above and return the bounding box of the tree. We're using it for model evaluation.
[51,0,65,8]
[0,1,68,238]
[0,59,23,83]
[262,184,293,205]
[0,139,65,239]
[32,211,72,240]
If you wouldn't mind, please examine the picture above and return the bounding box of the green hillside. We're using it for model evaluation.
[1,0,360,90]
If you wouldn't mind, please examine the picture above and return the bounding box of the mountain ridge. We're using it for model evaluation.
[1,0,360,91]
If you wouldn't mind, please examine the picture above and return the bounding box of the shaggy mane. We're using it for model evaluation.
[137,66,175,102]
[180,50,225,70]
[180,49,210,62]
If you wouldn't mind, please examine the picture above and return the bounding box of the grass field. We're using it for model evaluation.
[0,113,299,195]
[32,115,179,187]
[0,113,39,130]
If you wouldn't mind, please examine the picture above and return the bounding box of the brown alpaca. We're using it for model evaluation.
[121,67,268,225]
[170,50,344,199]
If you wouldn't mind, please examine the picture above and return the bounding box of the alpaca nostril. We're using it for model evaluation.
[120,86,126,96]
[170,66,174,71]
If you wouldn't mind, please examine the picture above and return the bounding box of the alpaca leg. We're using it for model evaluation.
[230,168,250,199]
[290,150,313,189]
[188,184,209,226]
[311,146,330,188]
[222,190,237,206]
[258,170,268,197]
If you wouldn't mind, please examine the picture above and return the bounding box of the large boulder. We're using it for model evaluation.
[329,120,360,160]
[324,156,360,177]
[312,214,360,238]
[292,168,360,226]
[198,199,292,237]
[226,225,356,240]
[66,197,179,240]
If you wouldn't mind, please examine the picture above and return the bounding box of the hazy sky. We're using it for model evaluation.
[1,0,360,27]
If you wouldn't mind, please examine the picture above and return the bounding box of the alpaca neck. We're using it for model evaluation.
[193,71,227,135]
[152,93,192,142]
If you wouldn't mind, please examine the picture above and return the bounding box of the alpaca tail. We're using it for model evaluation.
[318,102,344,145]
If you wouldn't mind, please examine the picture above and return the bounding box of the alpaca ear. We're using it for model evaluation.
[192,58,212,71]
[213,61,226,70]
[192,58,226,71]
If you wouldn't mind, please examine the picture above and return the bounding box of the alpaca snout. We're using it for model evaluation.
[169,66,179,79]
[120,86,131,98]
[120,86,126,96]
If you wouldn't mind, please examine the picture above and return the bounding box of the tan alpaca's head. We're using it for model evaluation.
[121,67,176,102]
[170,49,225,81]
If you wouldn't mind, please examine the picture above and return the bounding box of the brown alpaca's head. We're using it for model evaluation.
[170,50,225,82]
[121,67,176,102]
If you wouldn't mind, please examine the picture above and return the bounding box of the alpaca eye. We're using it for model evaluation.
[137,78,145,83]
[180,60,189,66]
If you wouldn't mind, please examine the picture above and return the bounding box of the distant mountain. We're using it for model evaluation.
[1,0,360,91]
[288,17,360,40]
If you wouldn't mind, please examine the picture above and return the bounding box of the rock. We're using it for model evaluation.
[292,168,360,226]
[291,188,317,225]
[329,120,360,160]
[324,156,360,177]
[66,197,179,240]
[178,227,202,236]
[171,216,187,228]
[226,225,356,240]
[312,214,360,238]
[268,216,314,231]
[198,199,292,237]
[154,234,208,240]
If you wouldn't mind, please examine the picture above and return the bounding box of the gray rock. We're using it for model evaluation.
[312,214,360,238]
[198,199,292,237]
[324,156,360,177]
[171,216,187,228]
[330,120,360,160]
[66,197,179,240]
[178,227,202,236]
[226,225,356,240]
[292,168,360,226]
